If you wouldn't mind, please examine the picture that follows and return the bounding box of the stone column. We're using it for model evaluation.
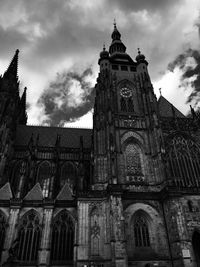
[38,201,53,267]
[1,201,21,265]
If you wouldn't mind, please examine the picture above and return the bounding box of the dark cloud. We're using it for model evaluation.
[168,48,200,105]
[38,67,95,126]
[108,0,182,12]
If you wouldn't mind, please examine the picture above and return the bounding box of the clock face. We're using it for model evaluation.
[120,87,132,98]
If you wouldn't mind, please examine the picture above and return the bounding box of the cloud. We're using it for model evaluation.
[38,67,95,126]
[168,48,200,106]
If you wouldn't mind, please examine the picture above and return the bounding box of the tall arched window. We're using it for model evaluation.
[90,207,100,256]
[60,162,77,189]
[134,214,150,248]
[51,211,74,263]
[17,211,41,262]
[0,212,6,261]
[120,98,127,112]
[38,161,51,197]
[124,143,143,182]
[166,136,200,187]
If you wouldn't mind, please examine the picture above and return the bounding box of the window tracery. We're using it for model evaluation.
[134,215,150,247]
[90,208,100,256]
[166,136,200,187]
[17,211,41,262]
[50,211,74,262]
[124,143,143,182]
[0,212,6,260]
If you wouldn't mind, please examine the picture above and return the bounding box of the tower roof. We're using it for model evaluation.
[109,21,126,55]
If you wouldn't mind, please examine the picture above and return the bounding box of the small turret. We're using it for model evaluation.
[136,48,148,65]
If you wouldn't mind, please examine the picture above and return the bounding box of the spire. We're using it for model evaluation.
[109,21,126,55]
[21,87,27,107]
[4,49,19,80]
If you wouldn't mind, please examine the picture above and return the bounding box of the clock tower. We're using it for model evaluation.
[93,22,164,188]
[92,23,167,266]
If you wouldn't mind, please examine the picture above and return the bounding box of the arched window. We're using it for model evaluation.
[51,211,74,263]
[166,136,200,187]
[17,211,41,262]
[90,207,100,256]
[124,143,143,182]
[60,162,77,189]
[120,98,127,112]
[38,161,51,197]
[134,215,150,247]
[0,212,6,261]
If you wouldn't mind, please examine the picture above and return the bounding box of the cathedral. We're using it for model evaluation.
[0,23,200,267]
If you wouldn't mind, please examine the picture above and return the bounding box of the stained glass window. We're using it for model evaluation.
[51,211,74,262]
[166,136,200,187]
[18,212,41,262]
[134,216,150,247]
[125,144,142,180]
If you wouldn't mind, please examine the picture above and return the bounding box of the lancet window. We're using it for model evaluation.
[124,143,143,182]
[38,161,52,197]
[60,162,77,190]
[166,136,200,187]
[134,215,150,247]
[50,211,74,263]
[17,211,41,262]
[90,207,100,256]
[0,212,6,260]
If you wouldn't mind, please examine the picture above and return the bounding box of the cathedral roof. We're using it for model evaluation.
[15,125,92,148]
[158,95,185,118]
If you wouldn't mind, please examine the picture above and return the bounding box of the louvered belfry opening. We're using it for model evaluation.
[166,136,200,187]
[51,211,74,263]
[0,212,6,261]
[17,211,41,263]
[134,215,150,248]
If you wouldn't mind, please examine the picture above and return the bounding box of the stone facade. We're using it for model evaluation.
[0,24,200,267]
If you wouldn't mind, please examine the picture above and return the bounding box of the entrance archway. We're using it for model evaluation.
[192,231,200,267]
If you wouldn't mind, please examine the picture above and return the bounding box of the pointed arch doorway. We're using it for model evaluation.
[192,231,200,266]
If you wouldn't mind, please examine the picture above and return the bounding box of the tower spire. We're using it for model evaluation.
[4,49,19,80]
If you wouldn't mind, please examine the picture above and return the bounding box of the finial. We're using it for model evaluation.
[137,48,141,55]
[103,43,105,51]
[16,49,19,55]
[159,88,162,96]
[114,18,116,28]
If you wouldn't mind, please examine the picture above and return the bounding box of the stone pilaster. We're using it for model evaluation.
[77,201,89,267]
[110,194,127,267]
[1,202,20,265]
[38,202,53,267]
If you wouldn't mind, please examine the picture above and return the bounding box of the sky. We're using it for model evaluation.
[0,0,199,128]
